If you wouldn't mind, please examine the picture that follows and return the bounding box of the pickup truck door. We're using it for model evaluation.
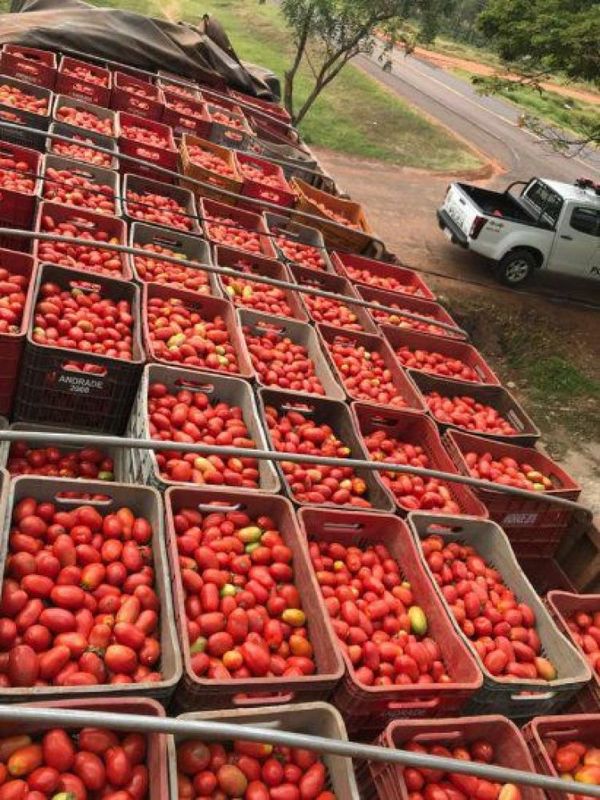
[549,206,600,278]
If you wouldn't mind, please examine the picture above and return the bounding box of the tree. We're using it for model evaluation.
[277,0,453,125]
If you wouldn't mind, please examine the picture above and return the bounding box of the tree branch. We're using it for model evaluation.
[283,9,314,117]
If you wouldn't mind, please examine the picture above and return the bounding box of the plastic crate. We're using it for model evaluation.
[117,111,178,182]
[129,221,218,295]
[215,244,308,321]
[371,715,545,800]
[408,512,592,718]
[444,429,581,557]
[238,309,345,399]
[318,324,427,411]
[235,151,295,209]
[56,56,111,107]
[165,489,343,710]
[111,71,165,120]
[161,91,211,139]
[0,466,7,533]
[0,421,128,483]
[125,363,279,494]
[142,282,252,378]
[291,176,374,254]
[382,324,501,385]
[199,196,277,258]
[265,211,334,273]
[546,591,600,713]
[169,703,359,797]
[47,121,119,170]
[289,262,379,334]
[156,76,201,100]
[352,403,488,518]
[0,142,42,242]
[523,714,600,800]
[42,152,122,217]
[14,262,144,434]
[298,508,482,733]
[0,75,51,150]
[179,132,242,204]
[247,112,298,146]
[53,94,117,137]
[123,173,201,235]
[229,89,292,122]
[520,558,577,596]
[255,139,327,188]
[332,251,435,300]
[205,101,255,150]
[410,371,542,446]
[0,476,181,703]
[34,199,130,279]
[0,249,36,415]
[0,45,57,89]
[358,285,462,339]
[256,388,395,511]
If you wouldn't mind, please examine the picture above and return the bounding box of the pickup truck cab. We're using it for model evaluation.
[437,177,600,286]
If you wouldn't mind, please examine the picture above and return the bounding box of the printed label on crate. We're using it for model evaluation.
[57,372,105,394]
[501,512,539,526]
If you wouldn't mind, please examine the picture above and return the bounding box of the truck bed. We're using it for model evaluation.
[457,184,534,223]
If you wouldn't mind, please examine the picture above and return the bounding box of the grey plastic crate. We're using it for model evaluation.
[123,173,201,235]
[168,703,359,799]
[47,122,119,170]
[0,476,182,704]
[42,152,122,216]
[407,512,592,719]
[53,94,117,137]
[265,211,334,273]
[0,75,52,149]
[238,308,345,400]
[129,222,219,296]
[126,362,280,495]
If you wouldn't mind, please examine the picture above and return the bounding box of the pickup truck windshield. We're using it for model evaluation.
[522,180,563,227]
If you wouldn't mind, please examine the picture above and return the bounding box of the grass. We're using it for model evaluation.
[0,0,483,171]
[443,295,600,449]
[452,67,598,139]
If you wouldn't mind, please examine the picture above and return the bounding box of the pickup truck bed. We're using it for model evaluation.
[457,184,533,223]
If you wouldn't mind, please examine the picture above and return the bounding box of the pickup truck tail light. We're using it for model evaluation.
[470,215,488,239]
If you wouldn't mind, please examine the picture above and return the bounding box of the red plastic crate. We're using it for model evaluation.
[0,141,42,236]
[371,716,545,800]
[34,200,130,279]
[111,71,165,120]
[382,324,501,385]
[0,45,57,89]
[236,151,295,209]
[289,263,378,333]
[298,508,482,733]
[14,263,144,434]
[142,281,253,378]
[166,487,345,710]
[318,324,426,411]
[266,211,334,272]
[358,285,462,338]
[0,249,36,415]
[546,592,600,713]
[523,714,600,800]
[156,76,201,100]
[520,558,577,595]
[332,251,435,300]
[56,56,111,107]
[411,370,542,446]
[118,111,178,182]
[228,88,292,122]
[444,429,581,556]
[199,196,277,258]
[352,403,488,517]
[161,90,211,139]
[215,244,308,321]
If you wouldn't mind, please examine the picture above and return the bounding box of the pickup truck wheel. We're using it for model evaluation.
[496,250,535,286]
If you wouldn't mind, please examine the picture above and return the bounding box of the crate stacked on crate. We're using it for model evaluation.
[0,45,57,89]
[0,140,42,251]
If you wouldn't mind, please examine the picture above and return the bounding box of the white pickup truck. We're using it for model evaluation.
[437,177,600,286]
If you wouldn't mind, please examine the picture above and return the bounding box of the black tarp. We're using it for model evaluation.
[1,0,277,98]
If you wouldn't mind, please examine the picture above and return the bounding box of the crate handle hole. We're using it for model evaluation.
[196,502,243,513]
[68,279,101,293]
[62,362,107,377]
[387,696,440,711]
[321,522,364,533]
[174,378,214,394]
[281,402,314,415]
[55,492,112,505]
[510,691,555,701]
[232,692,294,707]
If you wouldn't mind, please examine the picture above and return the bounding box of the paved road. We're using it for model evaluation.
[359,48,600,183]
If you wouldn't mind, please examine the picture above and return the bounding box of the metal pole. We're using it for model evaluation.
[0,706,595,797]
[0,228,465,338]
[0,429,589,516]
[0,120,381,247]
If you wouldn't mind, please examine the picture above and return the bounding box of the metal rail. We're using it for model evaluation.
[0,706,596,798]
[0,429,589,517]
[0,228,466,337]
[0,120,378,247]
